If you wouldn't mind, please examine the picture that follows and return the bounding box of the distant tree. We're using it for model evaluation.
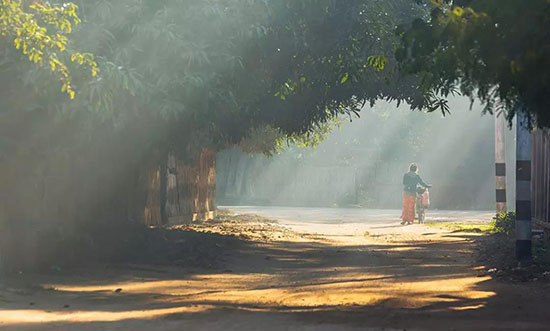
[239,118,344,156]
[396,0,550,127]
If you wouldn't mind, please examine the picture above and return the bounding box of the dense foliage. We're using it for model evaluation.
[396,0,550,127]
[0,1,427,229]
[54,0,427,155]
[0,0,97,97]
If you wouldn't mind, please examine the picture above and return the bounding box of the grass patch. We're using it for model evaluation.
[424,213,516,234]
[423,222,493,233]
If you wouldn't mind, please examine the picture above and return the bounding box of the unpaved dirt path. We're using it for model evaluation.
[1,208,549,330]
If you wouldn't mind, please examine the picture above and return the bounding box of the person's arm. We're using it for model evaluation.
[417,175,431,188]
[403,174,407,186]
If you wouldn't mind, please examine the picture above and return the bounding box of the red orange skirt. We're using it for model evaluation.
[401,193,416,223]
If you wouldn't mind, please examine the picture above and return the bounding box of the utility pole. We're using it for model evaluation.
[495,111,507,213]
[515,111,532,262]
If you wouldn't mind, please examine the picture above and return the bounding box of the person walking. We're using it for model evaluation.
[401,163,431,225]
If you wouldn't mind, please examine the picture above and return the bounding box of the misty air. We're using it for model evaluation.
[1,1,549,330]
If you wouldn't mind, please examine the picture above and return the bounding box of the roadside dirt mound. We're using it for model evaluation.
[0,212,313,274]
[179,211,322,243]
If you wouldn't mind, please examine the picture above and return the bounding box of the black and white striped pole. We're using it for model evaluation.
[515,111,532,262]
[495,112,507,213]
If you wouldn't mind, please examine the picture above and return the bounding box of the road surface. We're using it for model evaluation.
[1,207,548,331]
[221,206,495,224]
[222,206,494,244]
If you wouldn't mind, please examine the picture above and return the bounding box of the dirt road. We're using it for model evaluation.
[1,207,549,330]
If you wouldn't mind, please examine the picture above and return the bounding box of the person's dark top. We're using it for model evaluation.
[403,171,430,196]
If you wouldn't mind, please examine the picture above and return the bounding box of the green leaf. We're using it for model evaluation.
[340,73,349,84]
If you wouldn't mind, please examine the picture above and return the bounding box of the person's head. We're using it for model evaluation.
[409,163,418,173]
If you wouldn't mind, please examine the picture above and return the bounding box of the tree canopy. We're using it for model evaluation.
[0,0,429,227]
[396,0,550,127]
[0,0,432,211]
[51,0,426,153]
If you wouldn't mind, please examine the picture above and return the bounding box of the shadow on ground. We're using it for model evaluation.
[0,228,549,330]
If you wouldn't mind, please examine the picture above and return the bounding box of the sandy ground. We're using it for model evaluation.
[1,207,549,330]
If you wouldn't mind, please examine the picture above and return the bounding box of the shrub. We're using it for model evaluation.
[490,212,516,235]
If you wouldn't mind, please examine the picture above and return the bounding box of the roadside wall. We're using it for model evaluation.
[144,149,216,226]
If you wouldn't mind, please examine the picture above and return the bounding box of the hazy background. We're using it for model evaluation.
[217,97,516,211]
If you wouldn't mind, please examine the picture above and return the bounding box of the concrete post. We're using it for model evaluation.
[515,111,532,262]
[495,112,507,213]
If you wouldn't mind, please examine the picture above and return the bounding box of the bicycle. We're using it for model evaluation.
[416,187,430,224]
